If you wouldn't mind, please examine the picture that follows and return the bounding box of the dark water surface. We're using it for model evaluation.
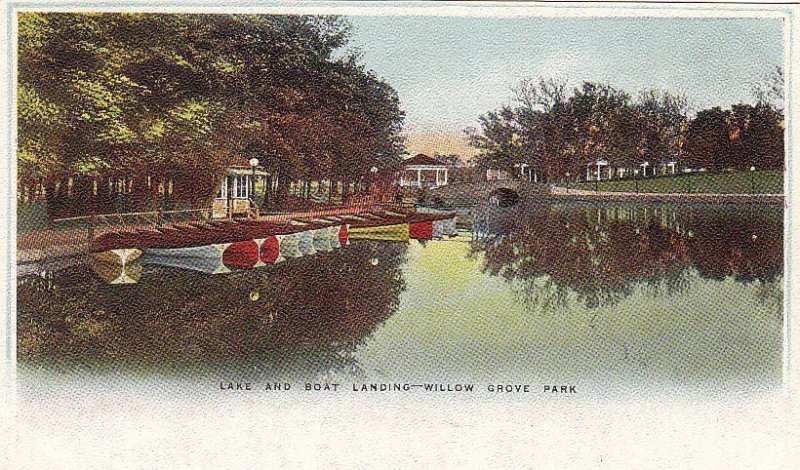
[17,202,784,395]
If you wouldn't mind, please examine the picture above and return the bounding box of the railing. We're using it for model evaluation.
[256,195,414,224]
[244,198,261,220]
[18,207,212,264]
[56,207,213,238]
[400,181,444,190]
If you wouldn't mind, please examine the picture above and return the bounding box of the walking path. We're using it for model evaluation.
[548,186,784,205]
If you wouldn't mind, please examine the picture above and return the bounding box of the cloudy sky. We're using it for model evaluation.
[343,15,783,157]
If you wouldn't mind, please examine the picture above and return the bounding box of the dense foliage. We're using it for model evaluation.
[18,13,405,209]
[467,76,784,182]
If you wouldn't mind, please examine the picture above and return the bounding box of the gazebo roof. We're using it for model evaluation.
[229,156,260,168]
[402,154,445,167]
[227,156,269,175]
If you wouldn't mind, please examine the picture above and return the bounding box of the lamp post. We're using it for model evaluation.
[370,166,378,194]
[565,172,570,191]
[249,157,259,194]
[750,166,756,194]
[687,169,692,194]
[595,159,608,193]
[634,169,640,194]
[248,158,259,216]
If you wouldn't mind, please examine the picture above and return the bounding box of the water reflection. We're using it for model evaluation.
[18,241,407,381]
[17,202,784,392]
[471,203,783,311]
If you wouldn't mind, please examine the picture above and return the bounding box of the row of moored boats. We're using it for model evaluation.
[87,208,458,284]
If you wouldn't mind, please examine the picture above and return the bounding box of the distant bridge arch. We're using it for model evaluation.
[428,179,547,207]
[489,187,521,207]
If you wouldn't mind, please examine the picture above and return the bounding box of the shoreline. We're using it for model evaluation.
[546,187,785,205]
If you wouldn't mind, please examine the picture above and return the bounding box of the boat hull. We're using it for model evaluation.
[433,217,458,238]
[348,223,410,242]
[279,232,303,258]
[258,235,285,265]
[222,240,260,269]
[142,244,231,274]
[89,248,143,284]
[312,227,333,252]
[297,229,316,255]
[409,221,434,240]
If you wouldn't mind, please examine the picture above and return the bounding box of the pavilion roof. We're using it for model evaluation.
[401,154,445,167]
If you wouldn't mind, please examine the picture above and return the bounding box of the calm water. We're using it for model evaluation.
[17,202,784,395]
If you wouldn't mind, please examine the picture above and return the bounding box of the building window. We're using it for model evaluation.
[234,175,249,199]
[216,178,227,199]
[115,177,132,194]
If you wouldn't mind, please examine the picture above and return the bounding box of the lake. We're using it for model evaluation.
[17,201,784,396]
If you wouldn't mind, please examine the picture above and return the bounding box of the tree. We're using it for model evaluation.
[467,79,671,182]
[465,106,523,175]
[636,89,688,166]
[18,13,407,214]
[729,103,784,171]
[684,107,733,170]
[754,65,784,112]
[433,153,462,166]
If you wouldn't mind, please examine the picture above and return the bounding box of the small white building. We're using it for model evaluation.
[398,154,449,189]
[212,157,269,218]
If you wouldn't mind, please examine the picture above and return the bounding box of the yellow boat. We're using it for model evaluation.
[347,223,410,242]
[88,248,143,284]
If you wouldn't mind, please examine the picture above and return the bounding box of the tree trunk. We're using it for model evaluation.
[276,176,290,207]
[262,175,271,208]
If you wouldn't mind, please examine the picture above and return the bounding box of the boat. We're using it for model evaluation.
[348,223,410,242]
[312,227,334,252]
[372,208,455,240]
[88,248,143,284]
[83,207,454,284]
[338,214,372,223]
[409,220,434,240]
[257,235,285,265]
[221,239,260,269]
[326,224,349,249]
[327,225,341,249]
[142,243,231,274]
[432,216,458,238]
[278,232,303,258]
[297,229,316,255]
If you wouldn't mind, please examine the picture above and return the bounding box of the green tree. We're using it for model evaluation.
[730,103,784,171]
[684,107,733,170]
[18,13,407,214]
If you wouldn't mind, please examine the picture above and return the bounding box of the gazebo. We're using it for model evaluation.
[398,154,449,189]
[213,156,270,218]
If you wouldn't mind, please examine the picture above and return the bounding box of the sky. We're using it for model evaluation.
[343,16,783,157]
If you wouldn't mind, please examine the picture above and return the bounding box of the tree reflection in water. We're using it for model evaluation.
[18,241,408,381]
[471,203,783,312]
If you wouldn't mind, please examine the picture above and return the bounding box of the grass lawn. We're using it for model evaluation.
[570,170,783,195]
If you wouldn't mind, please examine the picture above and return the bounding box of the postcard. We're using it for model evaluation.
[2,1,799,467]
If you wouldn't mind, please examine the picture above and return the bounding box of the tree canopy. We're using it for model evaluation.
[18,13,406,199]
[467,75,784,181]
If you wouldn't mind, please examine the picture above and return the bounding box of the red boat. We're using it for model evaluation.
[259,235,282,264]
[409,220,434,240]
[222,240,260,268]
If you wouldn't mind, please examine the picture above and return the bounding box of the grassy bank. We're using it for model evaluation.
[569,170,783,195]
